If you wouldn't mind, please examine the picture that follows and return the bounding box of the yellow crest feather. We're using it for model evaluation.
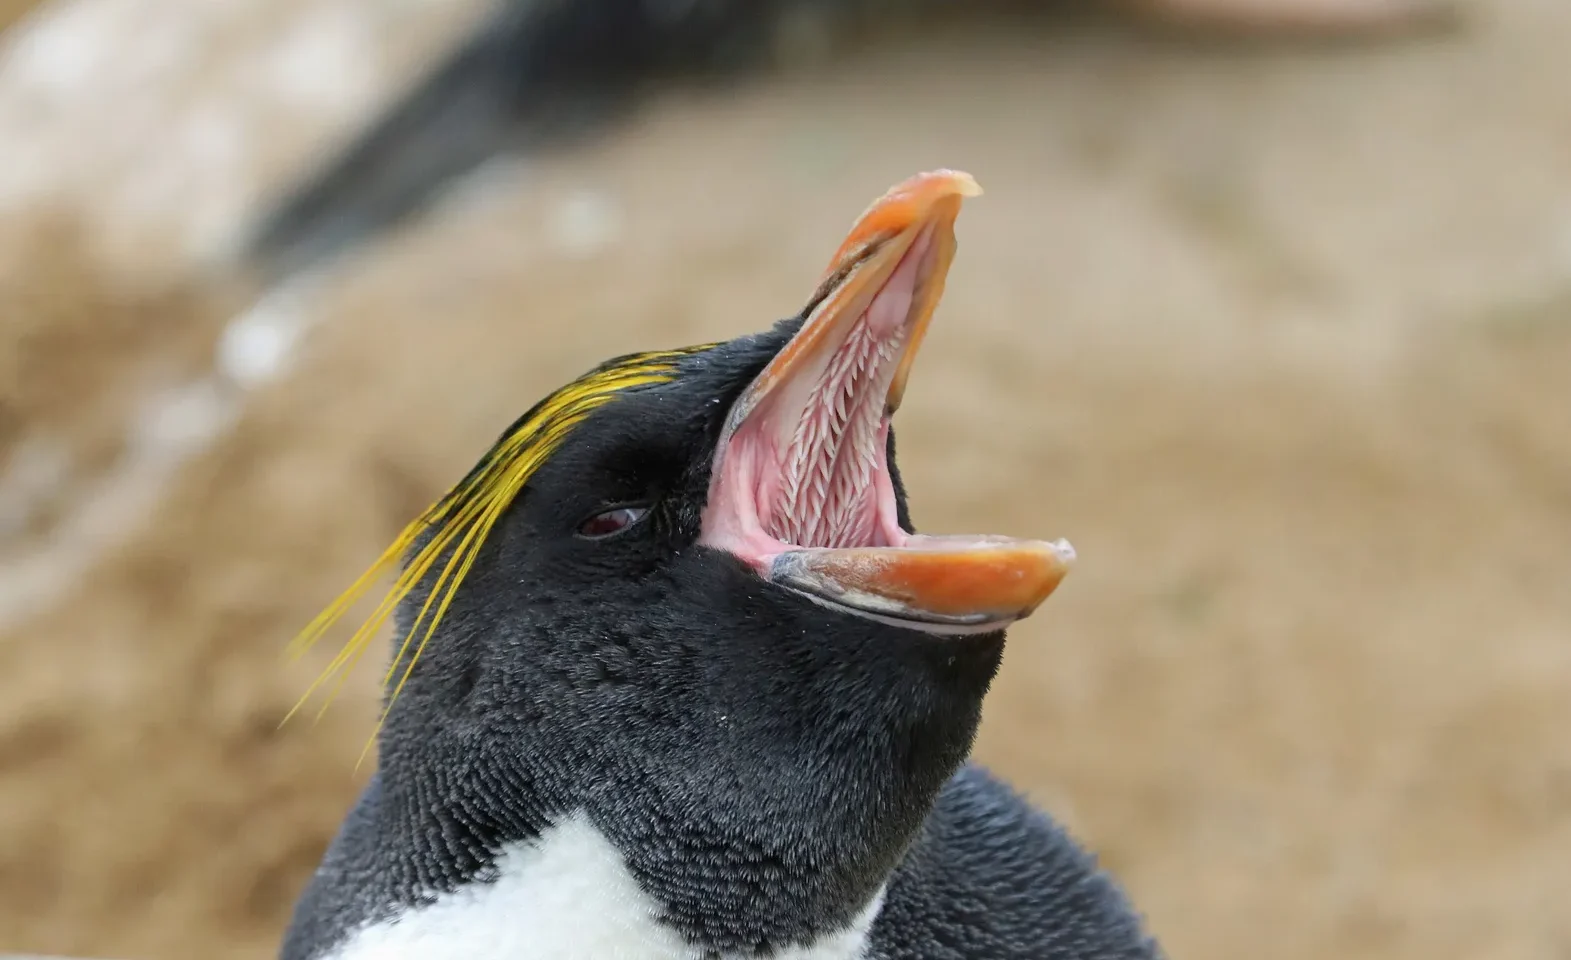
[285,345,716,762]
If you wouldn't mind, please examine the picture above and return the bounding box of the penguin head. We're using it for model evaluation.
[293,171,1075,921]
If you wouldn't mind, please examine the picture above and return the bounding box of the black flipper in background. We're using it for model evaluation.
[242,0,870,283]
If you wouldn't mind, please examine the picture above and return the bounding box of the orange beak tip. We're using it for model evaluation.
[828,169,982,269]
[902,168,982,198]
[950,170,983,198]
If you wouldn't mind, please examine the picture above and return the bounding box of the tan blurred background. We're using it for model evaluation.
[1,0,1569,958]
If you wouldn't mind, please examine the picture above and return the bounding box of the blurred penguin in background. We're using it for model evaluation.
[243,0,1459,285]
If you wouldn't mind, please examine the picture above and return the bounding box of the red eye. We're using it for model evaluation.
[577,506,649,539]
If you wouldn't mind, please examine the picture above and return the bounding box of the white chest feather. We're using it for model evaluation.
[323,813,885,960]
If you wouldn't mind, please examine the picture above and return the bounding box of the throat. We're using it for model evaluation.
[715,321,907,560]
[769,321,901,549]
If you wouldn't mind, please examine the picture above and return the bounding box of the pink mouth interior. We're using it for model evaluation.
[700,225,941,571]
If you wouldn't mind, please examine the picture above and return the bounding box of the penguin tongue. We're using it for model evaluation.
[700,170,1075,634]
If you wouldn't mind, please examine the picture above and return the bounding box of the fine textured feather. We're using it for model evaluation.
[284,345,714,754]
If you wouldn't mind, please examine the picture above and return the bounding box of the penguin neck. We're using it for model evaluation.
[368,617,1005,953]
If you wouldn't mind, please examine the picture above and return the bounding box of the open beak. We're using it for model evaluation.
[701,170,1074,634]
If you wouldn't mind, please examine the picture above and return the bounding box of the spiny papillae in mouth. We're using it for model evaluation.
[767,320,904,550]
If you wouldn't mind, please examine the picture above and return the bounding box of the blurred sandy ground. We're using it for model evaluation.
[1,0,1569,958]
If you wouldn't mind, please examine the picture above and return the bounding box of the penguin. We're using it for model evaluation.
[279,169,1162,960]
[244,0,1458,284]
